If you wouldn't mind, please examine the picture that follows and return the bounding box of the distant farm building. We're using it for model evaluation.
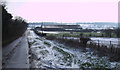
[35,25,82,32]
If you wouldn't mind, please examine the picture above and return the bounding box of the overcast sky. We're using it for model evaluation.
[2,0,119,23]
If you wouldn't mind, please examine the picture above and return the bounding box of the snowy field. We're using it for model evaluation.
[27,30,120,69]
[90,37,119,48]
[58,37,119,48]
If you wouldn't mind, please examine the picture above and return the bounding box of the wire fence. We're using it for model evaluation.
[56,36,120,61]
[60,37,119,48]
[88,40,119,48]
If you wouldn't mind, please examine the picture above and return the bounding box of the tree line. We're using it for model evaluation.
[2,5,28,46]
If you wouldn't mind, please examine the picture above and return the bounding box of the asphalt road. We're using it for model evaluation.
[2,31,29,68]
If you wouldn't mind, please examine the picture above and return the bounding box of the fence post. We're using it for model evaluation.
[110,41,111,46]
[98,40,99,46]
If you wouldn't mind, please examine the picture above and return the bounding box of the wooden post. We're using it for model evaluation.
[90,41,92,48]
[110,41,111,46]
[41,22,43,34]
[98,40,99,46]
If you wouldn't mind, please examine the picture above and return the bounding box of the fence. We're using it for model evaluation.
[61,37,119,48]
[88,40,119,48]
[57,37,120,61]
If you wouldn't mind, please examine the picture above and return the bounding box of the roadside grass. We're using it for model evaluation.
[35,37,43,41]
[46,35,120,62]
[39,50,49,55]
[28,40,36,47]
[52,46,112,68]
[44,41,51,47]
[52,46,72,66]
[27,31,31,36]
[80,57,111,69]
[53,46,70,56]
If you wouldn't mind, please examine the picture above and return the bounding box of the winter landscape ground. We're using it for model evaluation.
[27,30,120,69]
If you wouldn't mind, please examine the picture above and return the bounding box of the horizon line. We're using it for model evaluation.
[28,21,118,23]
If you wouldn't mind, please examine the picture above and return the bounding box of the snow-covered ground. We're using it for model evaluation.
[27,30,120,69]
[58,37,119,48]
[90,37,119,48]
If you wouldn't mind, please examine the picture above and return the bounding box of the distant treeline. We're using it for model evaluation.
[2,5,28,46]
[35,26,120,38]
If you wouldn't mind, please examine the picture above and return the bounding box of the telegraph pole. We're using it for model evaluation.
[41,22,43,34]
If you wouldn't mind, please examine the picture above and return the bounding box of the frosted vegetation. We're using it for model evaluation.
[27,30,120,69]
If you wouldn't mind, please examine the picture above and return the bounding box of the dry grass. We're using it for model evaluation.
[45,35,120,62]
[88,42,120,61]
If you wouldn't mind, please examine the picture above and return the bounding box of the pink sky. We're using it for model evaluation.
[7,2,118,23]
